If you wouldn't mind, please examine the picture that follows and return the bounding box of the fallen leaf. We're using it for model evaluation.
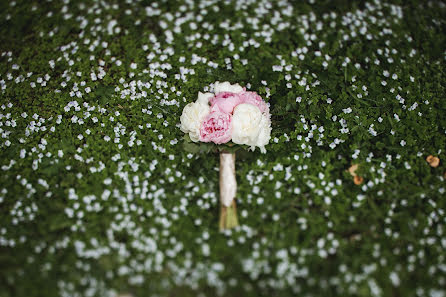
[426,155,440,167]
[354,175,364,185]
[348,164,359,177]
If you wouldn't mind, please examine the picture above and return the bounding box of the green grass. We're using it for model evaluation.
[0,0,445,296]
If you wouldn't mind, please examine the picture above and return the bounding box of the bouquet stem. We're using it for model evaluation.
[219,152,239,231]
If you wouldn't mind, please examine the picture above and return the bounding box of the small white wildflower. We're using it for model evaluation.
[343,107,352,114]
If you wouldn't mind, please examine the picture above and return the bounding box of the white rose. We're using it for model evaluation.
[180,100,210,142]
[231,103,262,146]
[214,81,243,94]
[256,114,271,153]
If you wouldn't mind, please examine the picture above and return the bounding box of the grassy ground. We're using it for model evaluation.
[0,0,445,296]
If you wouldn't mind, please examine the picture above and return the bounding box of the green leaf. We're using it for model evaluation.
[183,133,192,142]
[183,140,200,154]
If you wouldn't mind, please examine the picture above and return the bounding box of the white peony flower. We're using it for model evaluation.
[231,103,262,147]
[214,81,244,94]
[196,91,214,105]
[256,114,271,153]
[180,99,210,142]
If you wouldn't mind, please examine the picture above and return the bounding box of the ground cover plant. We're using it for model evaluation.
[0,0,445,296]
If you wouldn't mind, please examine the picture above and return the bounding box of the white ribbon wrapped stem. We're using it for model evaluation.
[219,152,236,207]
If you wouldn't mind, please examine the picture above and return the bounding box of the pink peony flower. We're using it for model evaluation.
[238,91,269,113]
[199,111,232,144]
[209,92,242,114]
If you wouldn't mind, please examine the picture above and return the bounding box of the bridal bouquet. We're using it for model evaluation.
[180,81,271,230]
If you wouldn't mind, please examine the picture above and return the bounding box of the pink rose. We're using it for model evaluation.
[199,111,232,144]
[209,92,242,114]
[238,91,268,113]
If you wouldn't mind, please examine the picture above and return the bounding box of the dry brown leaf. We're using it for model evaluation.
[426,155,440,168]
[348,164,359,177]
[354,175,364,185]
